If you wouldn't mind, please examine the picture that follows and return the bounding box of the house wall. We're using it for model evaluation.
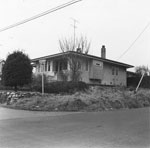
[80,58,90,83]
[33,57,127,86]
[102,63,127,86]
[79,59,127,86]
[89,60,103,80]
[80,59,104,84]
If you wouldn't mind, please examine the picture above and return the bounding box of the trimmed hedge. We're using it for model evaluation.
[32,81,89,94]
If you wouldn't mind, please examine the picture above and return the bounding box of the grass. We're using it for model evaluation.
[1,86,150,111]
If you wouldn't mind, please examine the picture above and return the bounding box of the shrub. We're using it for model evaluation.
[0,83,13,91]
[58,99,88,111]
[110,100,123,109]
[0,93,7,103]
[32,80,88,94]
[31,74,49,92]
[45,81,88,94]
[126,98,141,109]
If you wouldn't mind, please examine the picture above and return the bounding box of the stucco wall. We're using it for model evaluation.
[34,57,127,86]
[80,59,127,86]
[80,59,90,83]
[102,63,127,86]
[89,60,103,80]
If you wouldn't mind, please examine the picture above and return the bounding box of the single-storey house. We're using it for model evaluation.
[32,46,133,86]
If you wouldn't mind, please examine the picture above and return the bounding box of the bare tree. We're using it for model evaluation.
[135,65,150,76]
[59,36,90,53]
[59,36,91,81]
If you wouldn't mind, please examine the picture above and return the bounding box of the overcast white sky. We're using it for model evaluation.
[0,0,150,71]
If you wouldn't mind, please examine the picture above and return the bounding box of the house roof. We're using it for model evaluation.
[31,51,133,68]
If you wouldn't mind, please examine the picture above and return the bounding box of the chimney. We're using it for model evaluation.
[101,45,106,59]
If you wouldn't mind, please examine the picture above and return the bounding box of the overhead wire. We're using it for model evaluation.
[0,0,82,33]
[117,21,150,60]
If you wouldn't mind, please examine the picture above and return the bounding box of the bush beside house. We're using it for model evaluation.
[31,74,88,93]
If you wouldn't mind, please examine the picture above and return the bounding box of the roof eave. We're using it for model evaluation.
[31,51,134,68]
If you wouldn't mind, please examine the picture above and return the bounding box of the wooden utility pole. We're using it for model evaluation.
[135,71,145,93]
[39,59,46,95]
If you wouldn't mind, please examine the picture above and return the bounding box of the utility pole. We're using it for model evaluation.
[39,59,46,95]
[71,18,78,49]
[135,71,145,93]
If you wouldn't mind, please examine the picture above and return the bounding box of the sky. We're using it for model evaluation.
[0,0,150,72]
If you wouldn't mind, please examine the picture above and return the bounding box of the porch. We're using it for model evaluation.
[35,58,70,82]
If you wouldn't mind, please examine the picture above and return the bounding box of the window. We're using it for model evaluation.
[116,68,118,75]
[48,61,50,71]
[112,67,115,75]
[59,62,62,71]
[45,61,47,72]
[94,61,103,69]
[112,67,119,75]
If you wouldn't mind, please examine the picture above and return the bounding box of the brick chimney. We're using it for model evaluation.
[101,45,106,59]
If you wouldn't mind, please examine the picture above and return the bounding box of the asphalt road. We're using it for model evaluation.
[0,107,149,148]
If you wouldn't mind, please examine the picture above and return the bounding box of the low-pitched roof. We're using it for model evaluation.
[31,51,133,68]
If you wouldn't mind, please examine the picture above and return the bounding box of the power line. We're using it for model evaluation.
[117,21,150,60]
[0,0,82,33]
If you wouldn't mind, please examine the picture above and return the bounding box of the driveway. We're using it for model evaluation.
[0,107,149,148]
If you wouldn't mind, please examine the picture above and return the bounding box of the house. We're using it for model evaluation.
[127,71,137,78]
[0,59,5,80]
[31,46,133,86]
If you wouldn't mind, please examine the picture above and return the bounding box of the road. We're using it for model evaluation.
[0,107,149,148]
